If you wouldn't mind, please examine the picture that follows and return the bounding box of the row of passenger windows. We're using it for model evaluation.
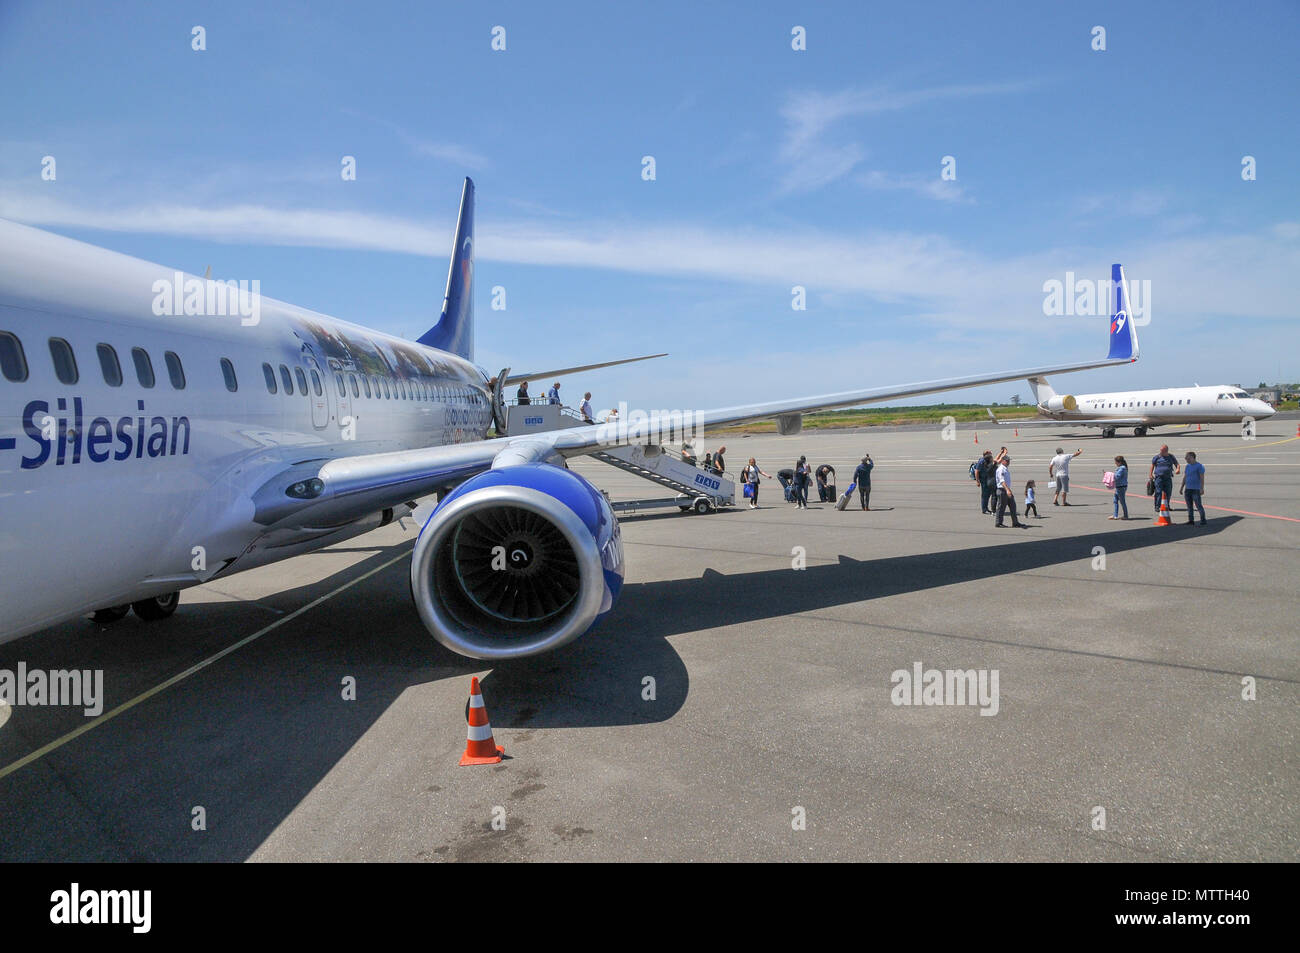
[0,330,484,407]
[0,331,188,390]
[260,361,482,404]
[1093,394,1244,409]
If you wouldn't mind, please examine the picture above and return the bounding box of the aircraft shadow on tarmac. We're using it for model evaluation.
[0,517,1238,862]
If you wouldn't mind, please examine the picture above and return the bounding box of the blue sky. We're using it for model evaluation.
[2,0,1297,410]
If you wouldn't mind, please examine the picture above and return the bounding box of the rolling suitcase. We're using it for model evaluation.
[835,481,856,511]
[823,482,836,502]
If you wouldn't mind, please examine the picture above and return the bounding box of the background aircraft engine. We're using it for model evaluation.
[1044,394,1078,412]
[410,463,624,659]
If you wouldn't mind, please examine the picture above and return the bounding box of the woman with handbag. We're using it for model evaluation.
[1109,455,1129,520]
[745,457,771,509]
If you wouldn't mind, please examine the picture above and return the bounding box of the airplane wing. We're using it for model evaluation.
[255,264,1140,529]
[503,353,667,386]
[253,347,1138,531]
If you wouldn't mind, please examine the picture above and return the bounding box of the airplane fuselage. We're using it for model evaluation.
[1038,385,1275,428]
[0,220,493,642]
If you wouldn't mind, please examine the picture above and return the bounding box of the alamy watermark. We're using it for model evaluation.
[1,662,103,716]
[151,271,261,326]
[1042,271,1151,325]
[890,661,1000,716]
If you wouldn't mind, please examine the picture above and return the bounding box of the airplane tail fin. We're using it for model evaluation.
[1108,263,1139,361]
[416,177,475,359]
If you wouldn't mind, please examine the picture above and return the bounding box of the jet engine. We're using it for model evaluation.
[409,463,624,659]
[1043,394,1078,412]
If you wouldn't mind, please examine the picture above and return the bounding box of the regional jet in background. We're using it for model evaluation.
[989,355,1273,439]
[0,179,1139,658]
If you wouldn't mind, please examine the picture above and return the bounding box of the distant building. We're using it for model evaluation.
[1250,388,1280,406]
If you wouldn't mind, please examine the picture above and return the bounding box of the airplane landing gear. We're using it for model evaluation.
[132,591,180,621]
[90,605,131,623]
[1134,426,1148,437]
[1101,427,1116,438]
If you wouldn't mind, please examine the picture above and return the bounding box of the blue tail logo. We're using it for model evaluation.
[417,177,475,359]
[1107,263,1138,361]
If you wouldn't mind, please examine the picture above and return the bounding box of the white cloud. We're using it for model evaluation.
[777,82,1035,194]
[1,190,1296,324]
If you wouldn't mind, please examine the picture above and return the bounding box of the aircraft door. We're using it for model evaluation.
[303,355,329,430]
[331,364,353,437]
[491,366,509,434]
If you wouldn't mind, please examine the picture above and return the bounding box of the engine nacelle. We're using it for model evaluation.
[410,464,624,659]
[1043,394,1078,413]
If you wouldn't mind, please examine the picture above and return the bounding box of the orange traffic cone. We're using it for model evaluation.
[1154,497,1172,526]
[974,433,979,444]
[1014,428,1020,437]
[459,676,504,765]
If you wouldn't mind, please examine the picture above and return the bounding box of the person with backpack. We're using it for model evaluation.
[854,454,874,510]
[744,457,771,509]
[973,450,997,514]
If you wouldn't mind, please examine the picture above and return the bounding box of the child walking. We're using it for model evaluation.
[1024,480,1039,518]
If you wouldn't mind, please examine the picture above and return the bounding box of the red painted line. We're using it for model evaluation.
[1073,485,1300,523]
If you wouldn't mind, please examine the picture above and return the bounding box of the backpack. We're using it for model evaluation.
[969,459,982,481]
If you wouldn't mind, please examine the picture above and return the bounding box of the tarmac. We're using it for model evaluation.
[0,419,1296,861]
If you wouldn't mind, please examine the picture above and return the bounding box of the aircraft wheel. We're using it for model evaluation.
[133,591,179,621]
[1134,426,1147,437]
[90,605,131,624]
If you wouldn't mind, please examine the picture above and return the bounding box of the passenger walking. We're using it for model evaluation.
[745,457,771,509]
[580,391,594,423]
[703,452,714,473]
[1024,480,1039,518]
[995,453,1027,528]
[713,446,727,476]
[854,454,874,510]
[1149,444,1180,515]
[515,381,531,405]
[975,450,997,514]
[1049,447,1083,506]
[1109,455,1129,520]
[793,456,812,508]
[548,381,562,405]
[1180,451,1207,526]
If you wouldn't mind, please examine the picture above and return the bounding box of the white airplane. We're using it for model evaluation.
[0,179,1139,658]
[985,265,1276,438]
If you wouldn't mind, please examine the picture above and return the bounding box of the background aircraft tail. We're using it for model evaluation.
[417,177,475,359]
[1108,263,1139,361]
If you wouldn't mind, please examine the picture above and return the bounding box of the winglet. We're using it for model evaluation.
[1108,263,1140,361]
[417,177,475,359]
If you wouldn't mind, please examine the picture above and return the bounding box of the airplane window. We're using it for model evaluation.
[164,351,186,389]
[399,380,407,400]
[1235,391,1249,398]
[310,369,322,396]
[280,364,294,395]
[0,330,29,382]
[221,357,238,392]
[382,378,391,399]
[97,344,122,387]
[350,374,359,398]
[48,337,78,384]
[132,347,155,388]
[263,362,278,394]
[362,376,372,399]
[335,373,345,395]
[295,367,308,395]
